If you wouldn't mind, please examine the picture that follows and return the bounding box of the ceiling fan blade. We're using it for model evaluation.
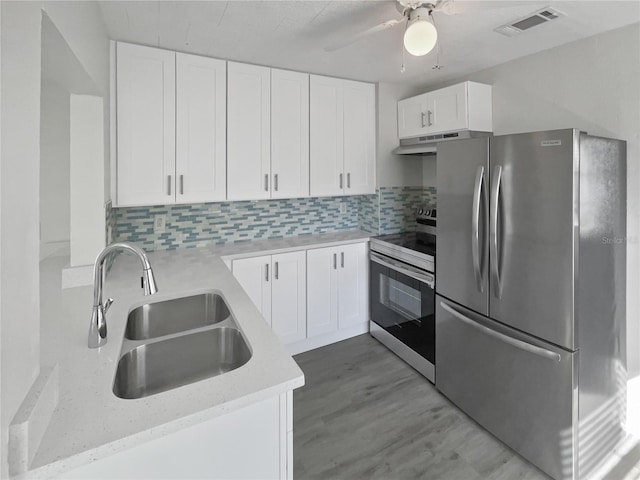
[437,0,536,15]
[324,19,403,52]
[437,0,457,15]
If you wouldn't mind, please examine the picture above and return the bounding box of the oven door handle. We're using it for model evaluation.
[370,252,435,288]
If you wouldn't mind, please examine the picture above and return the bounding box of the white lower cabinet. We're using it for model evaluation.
[306,247,339,337]
[307,242,368,336]
[271,252,307,344]
[231,241,369,354]
[232,251,306,344]
[232,254,272,327]
[337,242,369,329]
[60,394,292,480]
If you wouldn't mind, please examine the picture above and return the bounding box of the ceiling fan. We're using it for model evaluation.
[324,0,458,57]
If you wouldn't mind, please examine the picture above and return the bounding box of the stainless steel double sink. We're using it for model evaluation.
[113,293,252,399]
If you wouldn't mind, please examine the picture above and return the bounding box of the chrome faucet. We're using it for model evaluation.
[89,242,158,348]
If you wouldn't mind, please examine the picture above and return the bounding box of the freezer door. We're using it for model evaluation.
[489,129,578,349]
[436,137,490,316]
[436,296,577,480]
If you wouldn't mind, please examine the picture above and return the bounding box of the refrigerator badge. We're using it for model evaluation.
[541,140,562,146]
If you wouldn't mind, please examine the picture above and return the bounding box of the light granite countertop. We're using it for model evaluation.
[25,230,371,478]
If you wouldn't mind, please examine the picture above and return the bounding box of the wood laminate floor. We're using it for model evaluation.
[293,334,549,480]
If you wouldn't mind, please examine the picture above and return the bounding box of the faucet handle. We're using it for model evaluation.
[103,298,114,314]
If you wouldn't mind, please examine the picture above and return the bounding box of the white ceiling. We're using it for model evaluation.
[98,0,640,88]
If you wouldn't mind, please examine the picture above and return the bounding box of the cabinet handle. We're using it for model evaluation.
[275,261,279,280]
[333,253,337,270]
[421,112,426,128]
[274,174,278,191]
[265,263,269,282]
[339,173,343,189]
[265,174,269,192]
[180,175,184,195]
[347,173,351,189]
[341,252,344,268]
[167,175,172,195]
[427,110,433,126]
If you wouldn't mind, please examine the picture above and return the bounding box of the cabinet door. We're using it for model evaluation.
[176,53,226,203]
[337,242,369,329]
[232,255,272,327]
[306,247,338,337]
[227,62,271,200]
[310,75,344,197]
[427,82,467,135]
[397,93,428,139]
[271,251,306,344]
[271,69,309,199]
[116,42,175,206]
[343,80,375,195]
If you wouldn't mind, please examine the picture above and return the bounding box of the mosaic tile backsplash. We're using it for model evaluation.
[379,186,437,235]
[115,196,360,251]
[358,194,380,236]
[112,187,437,251]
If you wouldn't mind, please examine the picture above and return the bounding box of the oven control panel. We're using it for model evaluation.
[416,208,437,221]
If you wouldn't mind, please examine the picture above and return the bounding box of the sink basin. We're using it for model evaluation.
[113,327,251,399]
[125,293,231,340]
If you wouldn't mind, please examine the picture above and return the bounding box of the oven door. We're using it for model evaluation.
[370,251,436,367]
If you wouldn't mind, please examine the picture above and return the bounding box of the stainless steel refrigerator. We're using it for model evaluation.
[435,129,626,480]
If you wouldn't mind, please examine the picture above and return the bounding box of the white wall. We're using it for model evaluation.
[377,82,425,188]
[0,2,109,477]
[70,95,105,267]
[43,1,111,204]
[40,80,71,252]
[422,23,640,376]
[422,157,436,187]
[1,3,45,478]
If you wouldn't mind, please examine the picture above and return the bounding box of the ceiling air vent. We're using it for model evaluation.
[494,7,564,37]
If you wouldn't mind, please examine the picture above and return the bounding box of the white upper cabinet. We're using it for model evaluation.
[397,93,429,140]
[427,82,468,135]
[116,42,176,206]
[176,53,227,204]
[310,75,376,197]
[227,62,271,201]
[116,43,228,207]
[271,69,309,199]
[343,80,375,195]
[397,81,492,139]
[115,43,377,205]
[309,75,344,197]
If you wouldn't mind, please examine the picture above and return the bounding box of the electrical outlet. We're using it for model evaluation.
[339,203,348,214]
[154,215,166,233]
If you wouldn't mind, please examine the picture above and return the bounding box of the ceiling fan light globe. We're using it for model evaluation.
[403,19,438,56]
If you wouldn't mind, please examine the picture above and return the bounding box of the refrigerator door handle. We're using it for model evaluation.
[490,165,503,298]
[471,165,485,293]
[439,301,561,362]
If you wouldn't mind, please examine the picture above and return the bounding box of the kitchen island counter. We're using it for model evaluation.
[18,230,370,478]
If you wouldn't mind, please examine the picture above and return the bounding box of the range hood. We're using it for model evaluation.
[393,130,492,155]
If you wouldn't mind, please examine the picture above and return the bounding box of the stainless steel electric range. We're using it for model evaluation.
[369,209,436,383]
